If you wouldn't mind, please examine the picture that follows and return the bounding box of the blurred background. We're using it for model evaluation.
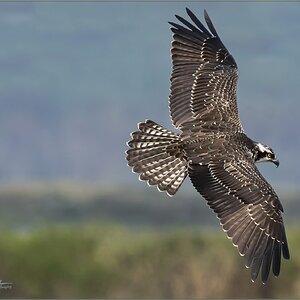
[0,2,299,298]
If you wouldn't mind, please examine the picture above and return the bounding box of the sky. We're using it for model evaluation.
[0,2,299,191]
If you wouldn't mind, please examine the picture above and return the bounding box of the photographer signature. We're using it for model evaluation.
[0,280,12,290]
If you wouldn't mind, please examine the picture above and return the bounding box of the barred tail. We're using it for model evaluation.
[126,120,188,196]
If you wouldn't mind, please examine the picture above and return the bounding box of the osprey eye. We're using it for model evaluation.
[267,153,272,158]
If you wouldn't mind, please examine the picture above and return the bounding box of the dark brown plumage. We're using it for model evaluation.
[126,8,289,283]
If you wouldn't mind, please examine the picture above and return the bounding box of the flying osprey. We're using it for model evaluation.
[126,8,289,283]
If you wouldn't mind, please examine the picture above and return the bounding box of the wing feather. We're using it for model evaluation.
[169,9,240,131]
[186,8,211,36]
[204,9,221,38]
[188,162,289,283]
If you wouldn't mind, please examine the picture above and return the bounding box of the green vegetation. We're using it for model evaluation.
[0,184,299,298]
[0,225,299,298]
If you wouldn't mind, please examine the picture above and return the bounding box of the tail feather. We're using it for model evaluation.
[128,136,172,148]
[127,147,167,165]
[136,155,174,174]
[126,120,188,196]
[156,160,187,192]
[145,158,179,183]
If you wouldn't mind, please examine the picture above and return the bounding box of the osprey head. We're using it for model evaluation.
[253,142,279,167]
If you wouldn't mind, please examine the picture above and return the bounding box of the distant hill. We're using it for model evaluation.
[0,183,298,229]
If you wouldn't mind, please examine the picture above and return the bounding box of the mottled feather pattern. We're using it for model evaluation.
[169,8,238,129]
[191,64,239,120]
[127,120,188,196]
[188,164,289,283]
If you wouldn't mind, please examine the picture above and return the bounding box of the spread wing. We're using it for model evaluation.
[188,157,290,283]
[169,8,243,133]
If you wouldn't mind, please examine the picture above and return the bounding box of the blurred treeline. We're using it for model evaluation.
[0,184,299,298]
[0,183,299,229]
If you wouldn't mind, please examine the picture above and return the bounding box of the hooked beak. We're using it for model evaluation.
[273,159,280,168]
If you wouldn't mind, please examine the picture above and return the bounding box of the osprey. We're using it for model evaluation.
[126,8,289,283]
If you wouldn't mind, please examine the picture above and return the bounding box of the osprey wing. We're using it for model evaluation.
[188,157,290,283]
[169,9,243,133]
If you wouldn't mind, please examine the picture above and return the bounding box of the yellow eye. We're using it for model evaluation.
[267,153,272,158]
